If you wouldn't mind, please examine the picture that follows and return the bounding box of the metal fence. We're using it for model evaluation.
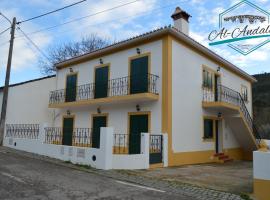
[149,135,163,153]
[44,127,92,147]
[113,134,129,154]
[49,74,159,104]
[5,124,39,139]
[44,127,62,145]
[73,128,92,147]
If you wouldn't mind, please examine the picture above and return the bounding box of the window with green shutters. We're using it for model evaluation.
[203,118,214,139]
[203,69,213,90]
[65,74,77,102]
[130,55,149,94]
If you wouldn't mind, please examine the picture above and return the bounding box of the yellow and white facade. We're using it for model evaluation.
[1,7,260,168]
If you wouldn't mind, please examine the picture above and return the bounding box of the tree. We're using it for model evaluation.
[39,34,110,75]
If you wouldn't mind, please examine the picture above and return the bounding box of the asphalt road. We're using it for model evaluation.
[0,149,192,200]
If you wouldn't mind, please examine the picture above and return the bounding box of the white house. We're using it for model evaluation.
[1,7,262,169]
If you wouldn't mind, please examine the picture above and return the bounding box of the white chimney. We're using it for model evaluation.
[171,7,191,35]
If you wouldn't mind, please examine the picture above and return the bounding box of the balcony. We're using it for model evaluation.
[49,74,159,108]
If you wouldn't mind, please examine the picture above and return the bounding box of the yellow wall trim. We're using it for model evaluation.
[168,148,246,166]
[162,35,173,165]
[254,178,270,200]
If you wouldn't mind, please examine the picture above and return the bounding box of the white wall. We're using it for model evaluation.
[171,39,249,153]
[4,127,151,170]
[254,150,270,180]
[53,41,163,134]
[5,77,56,125]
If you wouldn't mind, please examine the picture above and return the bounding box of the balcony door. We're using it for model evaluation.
[129,113,149,154]
[62,117,74,146]
[65,74,77,102]
[92,115,107,148]
[94,66,109,99]
[130,55,149,94]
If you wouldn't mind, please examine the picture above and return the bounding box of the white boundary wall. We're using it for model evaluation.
[112,133,149,169]
[253,148,270,200]
[254,150,270,181]
[3,127,160,170]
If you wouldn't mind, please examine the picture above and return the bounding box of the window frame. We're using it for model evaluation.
[241,85,248,102]
[203,117,216,142]
[202,66,215,91]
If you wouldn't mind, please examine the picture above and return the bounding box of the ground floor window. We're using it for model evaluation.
[203,118,214,140]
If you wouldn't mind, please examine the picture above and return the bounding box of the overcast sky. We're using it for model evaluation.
[0,0,269,85]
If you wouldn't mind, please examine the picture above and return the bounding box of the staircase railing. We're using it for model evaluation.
[203,84,262,145]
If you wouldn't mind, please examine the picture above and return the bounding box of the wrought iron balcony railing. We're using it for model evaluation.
[44,127,92,147]
[202,84,262,143]
[5,124,39,139]
[49,74,159,104]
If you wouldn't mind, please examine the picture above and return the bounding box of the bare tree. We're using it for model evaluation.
[39,34,110,75]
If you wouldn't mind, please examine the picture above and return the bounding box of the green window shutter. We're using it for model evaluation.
[65,74,77,102]
[94,66,109,99]
[204,119,214,139]
[130,56,149,94]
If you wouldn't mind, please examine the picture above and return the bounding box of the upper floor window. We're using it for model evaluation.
[203,68,214,90]
[241,85,248,102]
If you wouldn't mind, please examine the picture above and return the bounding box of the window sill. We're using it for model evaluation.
[202,138,214,142]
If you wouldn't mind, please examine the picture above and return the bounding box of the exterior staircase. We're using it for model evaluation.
[216,85,262,151]
[203,84,268,153]
[214,153,234,163]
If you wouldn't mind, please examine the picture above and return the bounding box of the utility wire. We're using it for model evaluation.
[0,27,10,36]
[0,12,12,24]
[16,26,52,63]
[17,0,87,24]
[16,0,188,39]
[16,0,141,36]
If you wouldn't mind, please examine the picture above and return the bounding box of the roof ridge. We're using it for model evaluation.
[0,75,56,90]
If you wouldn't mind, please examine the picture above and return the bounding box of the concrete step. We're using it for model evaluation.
[214,153,224,157]
[213,153,234,163]
[218,155,229,160]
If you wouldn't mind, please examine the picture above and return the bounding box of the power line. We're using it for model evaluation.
[0,27,10,36]
[17,0,87,24]
[16,26,52,63]
[16,0,188,39]
[16,0,141,37]
[0,12,12,24]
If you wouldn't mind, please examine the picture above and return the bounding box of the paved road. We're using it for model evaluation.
[0,149,192,200]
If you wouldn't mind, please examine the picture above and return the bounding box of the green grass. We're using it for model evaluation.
[75,164,92,170]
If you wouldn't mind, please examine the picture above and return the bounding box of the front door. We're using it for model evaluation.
[129,114,148,154]
[94,66,109,99]
[65,74,77,102]
[62,117,74,146]
[130,56,148,94]
[92,115,107,148]
[215,120,223,154]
